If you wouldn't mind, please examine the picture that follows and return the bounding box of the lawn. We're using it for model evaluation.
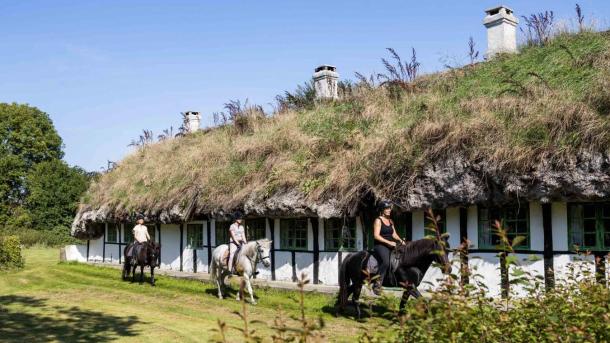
[0,247,392,342]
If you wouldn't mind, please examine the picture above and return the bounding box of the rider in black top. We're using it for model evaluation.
[373,201,406,288]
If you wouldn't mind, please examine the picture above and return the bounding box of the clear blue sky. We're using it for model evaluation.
[1,1,608,172]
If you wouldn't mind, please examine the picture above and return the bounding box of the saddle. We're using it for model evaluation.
[363,250,401,286]
[126,242,147,265]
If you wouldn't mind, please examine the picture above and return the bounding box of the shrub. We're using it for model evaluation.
[0,235,24,269]
[0,227,81,248]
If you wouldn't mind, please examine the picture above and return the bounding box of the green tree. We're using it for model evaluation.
[0,103,64,226]
[25,160,89,230]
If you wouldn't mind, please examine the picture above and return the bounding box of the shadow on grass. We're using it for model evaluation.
[321,302,396,322]
[0,295,142,342]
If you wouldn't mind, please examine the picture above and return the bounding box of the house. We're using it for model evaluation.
[67,6,610,297]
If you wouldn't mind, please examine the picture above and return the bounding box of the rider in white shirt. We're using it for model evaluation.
[228,213,247,274]
[130,218,150,258]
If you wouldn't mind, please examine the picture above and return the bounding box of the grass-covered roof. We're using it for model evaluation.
[73,31,610,235]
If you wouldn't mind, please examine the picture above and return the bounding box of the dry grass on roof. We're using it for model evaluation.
[82,31,610,215]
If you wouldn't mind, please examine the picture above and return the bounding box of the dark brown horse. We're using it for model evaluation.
[122,242,161,286]
[337,237,452,318]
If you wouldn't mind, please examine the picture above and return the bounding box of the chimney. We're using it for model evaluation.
[184,111,201,132]
[313,65,339,100]
[483,5,519,57]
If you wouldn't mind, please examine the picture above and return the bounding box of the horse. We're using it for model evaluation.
[209,239,272,304]
[336,236,452,318]
[122,241,161,286]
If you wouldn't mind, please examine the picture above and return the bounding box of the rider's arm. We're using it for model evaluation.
[373,218,396,247]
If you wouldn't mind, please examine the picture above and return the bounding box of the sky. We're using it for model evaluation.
[1,1,609,172]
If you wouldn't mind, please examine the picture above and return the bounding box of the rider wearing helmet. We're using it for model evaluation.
[128,216,150,259]
[228,211,247,274]
[373,201,405,288]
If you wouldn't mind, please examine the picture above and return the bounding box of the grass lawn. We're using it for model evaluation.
[0,247,394,342]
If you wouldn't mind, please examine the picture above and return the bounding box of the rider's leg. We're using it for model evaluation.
[373,244,391,286]
[228,242,237,273]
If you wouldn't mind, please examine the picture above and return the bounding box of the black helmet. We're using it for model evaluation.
[377,201,392,213]
[232,211,244,221]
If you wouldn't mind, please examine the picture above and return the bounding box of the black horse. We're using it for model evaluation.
[337,237,451,318]
[122,241,161,286]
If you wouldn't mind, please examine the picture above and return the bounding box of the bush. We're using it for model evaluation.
[0,235,24,269]
[0,227,81,248]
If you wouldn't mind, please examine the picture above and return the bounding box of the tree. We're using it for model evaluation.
[25,160,90,230]
[0,103,64,226]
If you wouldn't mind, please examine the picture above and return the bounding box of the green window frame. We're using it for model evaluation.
[147,225,156,242]
[124,223,135,243]
[280,218,308,250]
[246,218,267,241]
[424,209,446,237]
[324,218,357,251]
[568,202,610,251]
[215,221,230,246]
[106,223,119,243]
[478,204,530,249]
[186,223,204,249]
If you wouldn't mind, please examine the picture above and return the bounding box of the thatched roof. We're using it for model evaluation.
[72,31,610,238]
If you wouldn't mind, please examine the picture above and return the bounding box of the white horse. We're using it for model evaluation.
[209,239,272,304]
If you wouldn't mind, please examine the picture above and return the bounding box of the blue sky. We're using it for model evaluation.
[1,1,608,172]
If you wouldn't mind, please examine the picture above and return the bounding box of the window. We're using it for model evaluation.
[147,225,156,242]
[478,204,529,249]
[569,202,610,250]
[392,212,412,241]
[186,223,204,249]
[124,223,134,243]
[424,209,446,237]
[280,218,308,250]
[246,218,267,241]
[106,223,119,243]
[324,218,356,251]
[215,221,230,246]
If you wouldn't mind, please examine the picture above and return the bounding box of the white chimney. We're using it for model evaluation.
[483,5,519,57]
[185,111,200,132]
[313,65,339,100]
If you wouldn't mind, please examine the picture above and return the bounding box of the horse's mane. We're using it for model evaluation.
[396,238,437,262]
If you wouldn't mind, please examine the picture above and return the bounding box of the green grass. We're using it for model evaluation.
[0,248,390,342]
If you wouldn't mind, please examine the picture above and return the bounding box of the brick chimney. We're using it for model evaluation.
[483,5,519,57]
[313,65,339,100]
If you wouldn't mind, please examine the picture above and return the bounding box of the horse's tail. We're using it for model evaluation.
[338,251,365,309]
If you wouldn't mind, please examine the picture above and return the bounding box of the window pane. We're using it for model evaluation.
[584,219,597,233]
[107,223,118,243]
[246,218,267,241]
[147,225,156,242]
[584,233,597,247]
[187,224,203,248]
[583,204,596,218]
[569,204,584,247]
[215,221,230,246]
[603,203,610,218]
[124,223,134,243]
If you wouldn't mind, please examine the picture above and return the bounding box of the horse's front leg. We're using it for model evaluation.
[245,276,256,305]
[140,265,144,283]
[352,283,363,320]
[399,290,410,312]
[150,266,155,286]
[131,264,137,283]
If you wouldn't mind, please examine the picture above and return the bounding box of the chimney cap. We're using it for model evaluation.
[314,65,337,73]
[485,5,514,16]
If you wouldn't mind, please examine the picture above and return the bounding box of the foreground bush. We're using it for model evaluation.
[0,227,81,247]
[0,235,24,269]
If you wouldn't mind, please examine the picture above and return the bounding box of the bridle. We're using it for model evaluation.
[255,241,271,264]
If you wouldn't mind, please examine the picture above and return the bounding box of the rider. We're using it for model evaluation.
[228,212,247,274]
[373,201,405,290]
[131,217,150,260]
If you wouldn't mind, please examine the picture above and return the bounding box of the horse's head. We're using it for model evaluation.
[255,239,272,268]
[148,242,161,267]
[434,233,452,274]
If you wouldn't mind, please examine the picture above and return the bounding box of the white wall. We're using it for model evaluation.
[446,207,460,248]
[274,251,292,281]
[529,202,544,251]
[467,205,478,249]
[160,224,181,270]
[412,211,425,240]
[64,244,88,262]
[318,252,340,285]
[295,252,314,282]
[88,237,104,263]
[552,202,569,251]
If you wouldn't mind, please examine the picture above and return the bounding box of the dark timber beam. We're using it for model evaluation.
[311,217,320,284]
[270,218,276,281]
[207,221,212,266]
[86,240,90,262]
[459,207,469,287]
[542,203,555,290]
[179,223,184,272]
[102,225,106,262]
